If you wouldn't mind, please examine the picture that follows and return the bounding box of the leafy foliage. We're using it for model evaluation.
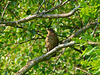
[0,0,100,75]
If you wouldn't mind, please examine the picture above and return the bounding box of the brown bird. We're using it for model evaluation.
[45,28,59,56]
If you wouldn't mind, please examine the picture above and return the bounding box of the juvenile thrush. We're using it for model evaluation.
[45,28,59,57]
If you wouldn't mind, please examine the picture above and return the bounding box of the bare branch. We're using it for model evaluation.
[0,5,80,27]
[59,0,62,3]
[63,21,98,43]
[88,41,100,45]
[75,67,92,75]
[36,0,45,14]
[1,1,11,21]
[15,41,75,75]
[74,48,82,53]
[1,38,42,48]
[53,48,65,71]
[45,0,69,13]
[91,21,99,35]
[0,23,24,29]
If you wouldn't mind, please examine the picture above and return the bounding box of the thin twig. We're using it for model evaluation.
[53,48,65,71]
[88,41,100,45]
[1,1,11,21]
[0,24,24,29]
[36,0,45,14]
[45,0,69,13]
[1,37,42,48]
[6,44,19,57]
[37,33,45,39]
[57,34,67,38]
[7,8,25,28]
[91,21,99,35]
[59,25,80,29]
[28,40,36,60]
[74,48,82,54]
[75,67,92,75]
[59,0,62,3]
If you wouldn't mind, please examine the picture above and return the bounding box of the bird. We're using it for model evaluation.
[45,28,59,57]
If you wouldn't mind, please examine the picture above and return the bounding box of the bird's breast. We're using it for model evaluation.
[45,35,58,46]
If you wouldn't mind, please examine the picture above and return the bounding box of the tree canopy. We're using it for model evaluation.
[0,0,100,75]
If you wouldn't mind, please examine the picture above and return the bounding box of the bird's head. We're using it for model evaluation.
[46,28,55,33]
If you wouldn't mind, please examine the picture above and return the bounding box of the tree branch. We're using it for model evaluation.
[75,67,92,75]
[53,48,65,71]
[1,1,11,21]
[63,21,98,43]
[0,5,80,27]
[91,21,99,35]
[14,41,75,75]
[36,0,45,14]
[14,17,99,75]
[1,38,42,48]
[88,41,100,45]
[44,0,69,13]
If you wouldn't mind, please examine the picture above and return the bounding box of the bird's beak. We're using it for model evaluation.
[45,29,49,33]
[45,28,48,30]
